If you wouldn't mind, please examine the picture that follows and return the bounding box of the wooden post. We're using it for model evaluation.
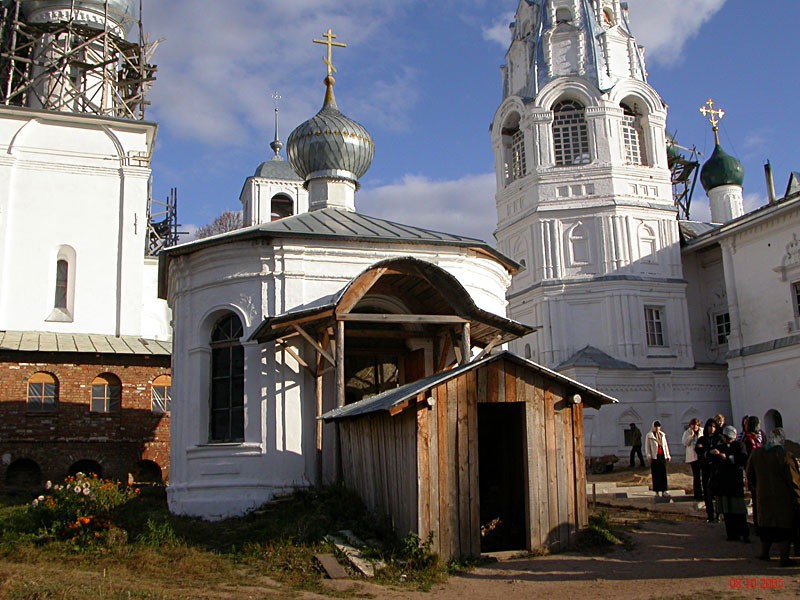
[460,322,471,365]
[315,352,323,487]
[335,319,345,481]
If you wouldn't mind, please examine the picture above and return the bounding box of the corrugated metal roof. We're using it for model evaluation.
[0,331,171,356]
[253,158,302,181]
[321,351,617,422]
[556,345,637,371]
[678,220,718,242]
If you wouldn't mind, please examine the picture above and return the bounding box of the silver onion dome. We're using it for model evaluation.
[286,77,374,187]
[21,0,136,32]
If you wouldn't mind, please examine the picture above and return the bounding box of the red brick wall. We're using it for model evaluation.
[0,351,171,487]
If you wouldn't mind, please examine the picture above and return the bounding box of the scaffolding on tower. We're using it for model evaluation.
[0,0,159,120]
[668,134,701,221]
[146,187,180,256]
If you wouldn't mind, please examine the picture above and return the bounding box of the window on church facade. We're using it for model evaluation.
[793,281,800,316]
[553,100,590,166]
[210,313,244,442]
[621,103,646,166]
[54,260,68,309]
[568,224,590,264]
[271,194,294,221]
[644,307,666,347]
[345,354,399,405]
[712,312,731,347]
[91,373,121,413]
[556,8,573,23]
[501,114,526,184]
[638,224,657,262]
[151,374,172,414]
[27,372,58,412]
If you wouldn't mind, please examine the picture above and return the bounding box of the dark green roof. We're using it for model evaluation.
[700,144,744,192]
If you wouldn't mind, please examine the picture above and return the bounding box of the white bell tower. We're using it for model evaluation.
[494,0,689,370]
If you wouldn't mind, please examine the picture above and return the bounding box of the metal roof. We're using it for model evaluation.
[0,331,171,355]
[162,207,517,271]
[678,220,718,242]
[556,345,637,371]
[253,158,302,181]
[321,351,617,422]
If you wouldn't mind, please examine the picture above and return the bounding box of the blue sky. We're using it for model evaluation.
[140,0,800,243]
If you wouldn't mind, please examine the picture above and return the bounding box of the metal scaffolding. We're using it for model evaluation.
[146,187,180,256]
[668,135,701,221]
[0,0,158,120]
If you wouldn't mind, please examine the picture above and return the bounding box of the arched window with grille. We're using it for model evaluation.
[621,103,646,166]
[210,313,245,443]
[91,373,121,413]
[271,194,294,221]
[552,100,590,166]
[501,112,527,185]
[27,372,58,412]
[151,374,172,414]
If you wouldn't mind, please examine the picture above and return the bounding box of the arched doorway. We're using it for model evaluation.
[763,409,784,433]
[68,459,103,478]
[5,458,42,488]
[131,460,163,484]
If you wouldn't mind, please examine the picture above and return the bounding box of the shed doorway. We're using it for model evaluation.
[478,402,527,552]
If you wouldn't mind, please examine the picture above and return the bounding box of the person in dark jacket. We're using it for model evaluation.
[746,428,800,566]
[709,425,749,542]
[695,418,719,522]
[629,423,644,468]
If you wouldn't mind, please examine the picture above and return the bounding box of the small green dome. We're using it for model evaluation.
[700,144,744,192]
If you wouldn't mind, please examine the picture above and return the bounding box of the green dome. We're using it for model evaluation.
[666,134,681,164]
[700,144,744,192]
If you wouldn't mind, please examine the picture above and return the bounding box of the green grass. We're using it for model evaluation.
[0,484,445,598]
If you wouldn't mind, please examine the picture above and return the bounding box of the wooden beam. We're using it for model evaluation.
[345,330,432,340]
[449,328,462,364]
[473,334,502,362]
[460,322,471,366]
[338,314,467,324]
[274,331,301,344]
[335,320,345,409]
[279,343,314,375]
[292,324,335,366]
[437,332,453,372]
[336,267,387,314]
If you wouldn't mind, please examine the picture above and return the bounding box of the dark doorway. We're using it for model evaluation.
[68,460,103,478]
[5,459,42,488]
[478,402,526,552]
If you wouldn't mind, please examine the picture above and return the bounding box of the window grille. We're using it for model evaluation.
[553,101,590,166]
[210,314,245,442]
[27,372,58,412]
[644,307,666,347]
[91,374,121,413]
[152,375,172,414]
[510,130,527,181]
[622,115,643,165]
[713,312,731,346]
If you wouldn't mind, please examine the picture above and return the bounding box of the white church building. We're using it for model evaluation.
[493,0,800,456]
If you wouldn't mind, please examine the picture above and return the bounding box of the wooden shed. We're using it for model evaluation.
[322,351,616,561]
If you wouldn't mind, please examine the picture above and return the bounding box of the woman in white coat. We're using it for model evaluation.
[646,421,671,497]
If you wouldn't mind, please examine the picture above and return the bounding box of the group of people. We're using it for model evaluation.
[628,416,800,566]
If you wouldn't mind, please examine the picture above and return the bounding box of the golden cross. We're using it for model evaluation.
[699,98,725,143]
[313,29,347,78]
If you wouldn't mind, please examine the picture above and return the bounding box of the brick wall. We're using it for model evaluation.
[0,351,171,487]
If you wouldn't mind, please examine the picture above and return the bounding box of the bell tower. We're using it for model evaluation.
[494,0,687,369]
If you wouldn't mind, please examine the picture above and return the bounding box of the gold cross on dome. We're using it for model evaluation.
[313,28,347,78]
[700,98,725,143]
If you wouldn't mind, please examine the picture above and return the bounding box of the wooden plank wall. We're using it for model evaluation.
[339,410,418,538]
[416,369,481,560]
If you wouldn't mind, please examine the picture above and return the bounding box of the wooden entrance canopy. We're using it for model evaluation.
[248,257,535,481]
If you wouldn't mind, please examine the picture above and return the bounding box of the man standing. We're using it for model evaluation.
[629,423,644,468]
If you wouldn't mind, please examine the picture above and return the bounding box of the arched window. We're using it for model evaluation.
[54,260,68,309]
[524,344,532,359]
[638,224,657,262]
[552,100,590,166]
[151,374,172,414]
[68,460,102,478]
[603,8,616,26]
[621,103,646,166]
[556,7,573,23]
[501,113,526,184]
[568,223,591,265]
[91,373,121,413]
[27,372,58,412]
[5,459,41,487]
[271,194,294,221]
[210,313,245,443]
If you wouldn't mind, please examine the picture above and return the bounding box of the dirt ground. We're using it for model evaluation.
[290,464,800,600]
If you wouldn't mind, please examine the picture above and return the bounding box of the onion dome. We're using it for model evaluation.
[286,76,374,188]
[700,144,745,192]
[21,0,136,31]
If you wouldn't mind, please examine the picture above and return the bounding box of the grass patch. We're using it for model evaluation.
[0,481,449,598]
[575,511,631,553]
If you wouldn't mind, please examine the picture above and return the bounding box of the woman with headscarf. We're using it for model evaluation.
[709,425,749,542]
[696,418,720,522]
[645,421,671,498]
[746,428,800,566]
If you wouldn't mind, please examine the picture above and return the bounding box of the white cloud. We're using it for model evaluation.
[482,12,514,47]
[625,0,727,67]
[358,173,497,244]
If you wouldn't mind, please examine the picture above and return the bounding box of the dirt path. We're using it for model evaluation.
[305,506,800,599]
